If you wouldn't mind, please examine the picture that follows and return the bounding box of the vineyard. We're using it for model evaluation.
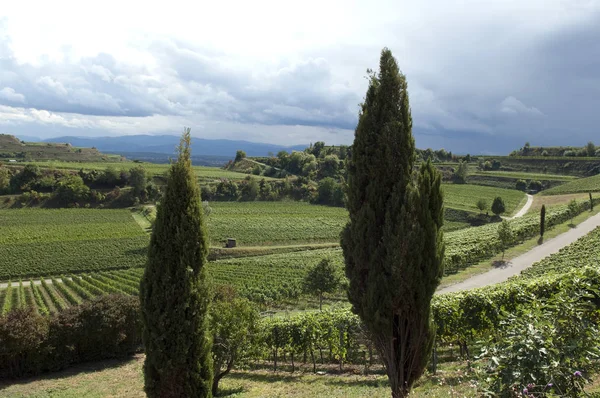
[441,184,525,214]
[0,209,148,279]
[541,173,600,195]
[207,202,348,246]
[517,225,600,280]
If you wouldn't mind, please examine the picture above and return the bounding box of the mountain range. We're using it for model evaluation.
[13,134,308,165]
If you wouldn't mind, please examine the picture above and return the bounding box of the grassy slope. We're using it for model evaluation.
[442,184,525,215]
[0,354,478,398]
[541,173,600,195]
[472,170,577,181]
[22,160,275,182]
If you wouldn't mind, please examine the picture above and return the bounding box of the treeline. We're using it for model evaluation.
[0,163,160,207]
[202,176,345,207]
[510,141,600,158]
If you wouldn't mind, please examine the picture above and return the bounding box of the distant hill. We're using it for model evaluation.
[38,135,308,159]
[0,134,121,162]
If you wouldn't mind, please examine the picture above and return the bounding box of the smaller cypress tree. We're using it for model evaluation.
[140,128,213,398]
[590,192,594,211]
[540,204,546,238]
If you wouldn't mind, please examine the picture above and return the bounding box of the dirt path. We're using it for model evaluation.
[437,211,600,295]
[508,193,533,219]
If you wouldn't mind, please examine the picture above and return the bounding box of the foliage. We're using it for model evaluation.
[567,199,579,223]
[235,150,247,162]
[129,165,147,198]
[540,204,546,238]
[302,258,342,310]
[516,179,527,191]
[140,129,213,398]
[0,294,140,379]
[497,220,513,259]
[55,175,90,205]
[454,160,468,183]
[478,290,600,397]
[587,142,596,157]
[209,294,259,396]
[542,174,600,195]
[528,180,543,191]
[342,48,444,398]
[491,197,506,216]
[315,177,345,206]
[476,198,488,213]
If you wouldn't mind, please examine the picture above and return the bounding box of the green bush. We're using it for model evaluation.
[478,289,600,397]
[0,294,141,378]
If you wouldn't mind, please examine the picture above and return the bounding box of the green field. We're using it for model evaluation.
[22,160,277,181]
[472,170,577,181]
[207,202,347,246]
[541,173,600,195]
[0,209,148,279]
[441,184,525,215]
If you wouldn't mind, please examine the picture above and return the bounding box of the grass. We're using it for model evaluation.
[441,184,525,215]
[0,354,478,398]
[473,170,577,181]
[24,160,278,181]
[528,192,592,212]
[541,173,600,195]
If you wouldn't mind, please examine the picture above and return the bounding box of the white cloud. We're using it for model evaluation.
[0,87,26,103]
[500,96,544,116]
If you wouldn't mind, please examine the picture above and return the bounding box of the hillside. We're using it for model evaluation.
[0,134,122,162]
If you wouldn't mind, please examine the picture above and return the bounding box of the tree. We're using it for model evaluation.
[234,150,246,162]
[0,166,10,193]
[568,199,579,224]
[341,48,445,398]
[140,128,213,398]
[476,198,488,213]
[586,142,596,157]
[590,192,594,211]
[55,175,90,205]
[498,220,513,259]
[491,197,506,216]
[515,179,527,191]
[209,294,259,396]
[454,160,468,183]
[129,165,147,199]
[528,180,542,192]
[303,258,341,310]
[540,204,546,238]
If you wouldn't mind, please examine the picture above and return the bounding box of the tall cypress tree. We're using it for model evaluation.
[342,48,445,398]
[540,204,546,238]
[140,128,213,398]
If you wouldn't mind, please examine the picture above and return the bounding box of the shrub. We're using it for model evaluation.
[528,180,542,192]
[478,289,600,397]
[491,197,506,216]
[515,179,527,191]
[0,294,141,379]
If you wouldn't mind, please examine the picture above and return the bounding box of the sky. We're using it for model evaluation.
[0,0,599,154]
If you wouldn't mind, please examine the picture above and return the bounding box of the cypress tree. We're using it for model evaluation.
[540,204,546,238]
[590,192,594,211]
[342,48,445,398]
[140,128,213,398]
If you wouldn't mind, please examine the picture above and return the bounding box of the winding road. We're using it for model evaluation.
[507,194,533,219]
[1,194,597,295]
[437,210,600,294]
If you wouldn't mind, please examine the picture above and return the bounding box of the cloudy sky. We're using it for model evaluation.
[1,0,599,154]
